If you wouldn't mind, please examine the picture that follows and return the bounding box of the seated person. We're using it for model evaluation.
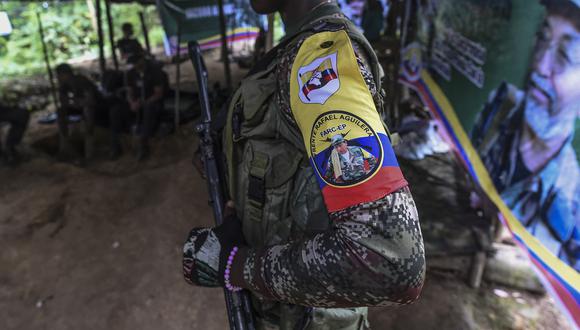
[56,63,102,160]
[126,53,168,160]
[0,103,29,165]
[100,69,131,160]
[117,23,144,61]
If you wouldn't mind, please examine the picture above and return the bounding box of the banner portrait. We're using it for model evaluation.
[398,0,580,327]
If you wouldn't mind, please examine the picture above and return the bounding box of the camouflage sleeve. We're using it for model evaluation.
[234,33,425,307]
[241,186,425,307]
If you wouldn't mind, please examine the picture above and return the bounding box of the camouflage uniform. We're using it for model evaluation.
[472,83,580,270]
[324,146,377,183]
[219,4,425,329]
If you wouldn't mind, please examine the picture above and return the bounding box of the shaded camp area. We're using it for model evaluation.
[0,1,576,330]
[1,59,571,330]
[0,92,570,330]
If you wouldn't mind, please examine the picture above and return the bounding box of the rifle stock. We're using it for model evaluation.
[188,41,255,330]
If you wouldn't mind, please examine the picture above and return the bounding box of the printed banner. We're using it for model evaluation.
[290,30,407,212]
[399,0,579,327]
[156,0,264,54]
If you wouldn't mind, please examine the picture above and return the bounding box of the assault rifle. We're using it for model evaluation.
[188,41,256,330]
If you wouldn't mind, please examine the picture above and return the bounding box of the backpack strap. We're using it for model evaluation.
[246,151,269,223]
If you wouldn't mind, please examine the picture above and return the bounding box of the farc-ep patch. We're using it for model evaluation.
[290,30,408,212]
[310,110,382,187]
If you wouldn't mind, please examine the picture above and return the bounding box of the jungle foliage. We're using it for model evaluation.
[0,1,165,79]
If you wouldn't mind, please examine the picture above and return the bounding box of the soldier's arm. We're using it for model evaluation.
[125,71,138,102]
[58,83,70,106]
[234,187,424,307]
[79,78,98,109]
[231,31,425,307]
[146,86,164,104]
[145,68,165,104]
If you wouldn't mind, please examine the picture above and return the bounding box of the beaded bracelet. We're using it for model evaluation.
[224,246,242,292]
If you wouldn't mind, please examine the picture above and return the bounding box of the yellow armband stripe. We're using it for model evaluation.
[289,30,407,211]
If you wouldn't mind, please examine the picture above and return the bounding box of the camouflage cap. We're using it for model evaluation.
[331,134,346,147]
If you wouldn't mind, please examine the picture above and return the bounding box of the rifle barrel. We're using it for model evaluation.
[188,41,255,330]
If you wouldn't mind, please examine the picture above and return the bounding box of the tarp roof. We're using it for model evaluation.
[110,0,156,3]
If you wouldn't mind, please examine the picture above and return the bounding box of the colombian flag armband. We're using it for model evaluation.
[289,30,408,212]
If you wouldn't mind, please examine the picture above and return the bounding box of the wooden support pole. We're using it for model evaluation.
[86,0,98,33]
[469,251,487,288]
[217,0,232,91]
[174,20,182,132]
[95,0,106,76]
[36,12,59,110]
[266,13,274,51]
[104,0,119,70]
[139,12,151,54]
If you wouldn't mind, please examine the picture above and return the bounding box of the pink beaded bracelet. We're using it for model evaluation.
[224,246,242,292]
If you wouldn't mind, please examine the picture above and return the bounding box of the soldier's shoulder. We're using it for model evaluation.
[486,82,525,109]
[291,15,353,50]
[295,16,377,92]
[309,15,348,33]
[477,82,525,128]
[504,83,525,108]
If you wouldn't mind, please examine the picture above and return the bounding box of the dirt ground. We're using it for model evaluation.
[0,53,572,330]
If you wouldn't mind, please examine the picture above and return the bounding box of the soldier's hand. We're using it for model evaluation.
[182,201,246,287]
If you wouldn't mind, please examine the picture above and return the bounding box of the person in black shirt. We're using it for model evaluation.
[117,23,144,61]
[0,103,29,165]
[56,63,101,160]
[126,53,167,160]
[101,69,131,160]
